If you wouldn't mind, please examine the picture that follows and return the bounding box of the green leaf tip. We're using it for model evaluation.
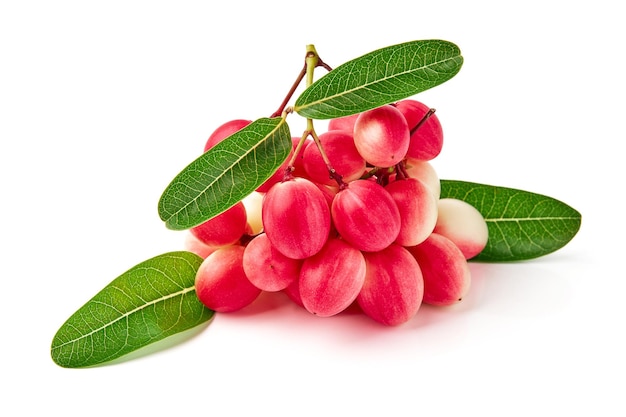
[294,39,463,119]
[158,117,291,230]
[440,180,582,262]
[51,251,214,368]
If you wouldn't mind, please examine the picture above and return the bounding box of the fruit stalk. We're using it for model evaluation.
[271,44,331,118]
[286,45,346,188]
[410,108,436,136]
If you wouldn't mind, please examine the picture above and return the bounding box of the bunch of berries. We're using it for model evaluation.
[185,100,488,326]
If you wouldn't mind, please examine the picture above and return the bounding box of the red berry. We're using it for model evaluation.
[395,100,443,161]
[353,105,410,167]
[385,177,438,247]
[204,119,252,152]
[331,180,401,252]
[302,130,366,185]
[406,233,471,306]
[190,201,247,247]
[262,177,331,259]
[357,244,424,326]
[299,238,366,317]
[243,233,302,292]
[195,245,261,312]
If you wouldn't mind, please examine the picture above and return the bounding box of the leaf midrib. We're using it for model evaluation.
[51,284,195,351]
[165,118,285,225]
[296,54,460,112]
[486,216,580,222]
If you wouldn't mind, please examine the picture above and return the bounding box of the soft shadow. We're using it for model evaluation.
[92,317,215,368]
[229,291,295,317]
[463,259,576,318]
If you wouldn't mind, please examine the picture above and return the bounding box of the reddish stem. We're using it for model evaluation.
[309,129,347,189]
[394,161,410,180]
[271,64,307,118]
[270,54,333,118]
[410,108,436,136]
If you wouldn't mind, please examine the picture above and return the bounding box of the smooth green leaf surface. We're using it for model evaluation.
[159,117,291,230]
[440,180,582,262]
[294,40,463,119]
[51,251,213,368]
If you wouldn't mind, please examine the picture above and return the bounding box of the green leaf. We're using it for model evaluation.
[158,117,291,230]
[51,251,213,368]
[294,39,463,119]
[439,180,582,262]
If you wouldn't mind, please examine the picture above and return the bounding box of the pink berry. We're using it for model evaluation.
[328,113,360,132]
[357,244,424,326]
[183,232,218,259]
[406,233,471,306]
[433,198,489,259]
[385,177,438,247]
[302,130,366,185]
[262,177,331,259]
[204,119,252,152]
[353,105,410,167]
[195,245,261,312]
[283,278,304,308]
[331,180,401,252]
[242,233,302,292]
[403,158,441,199]
[190,201,247,247]
[395,99,443,161]
[315,182,339,207]
[299,238,366,317]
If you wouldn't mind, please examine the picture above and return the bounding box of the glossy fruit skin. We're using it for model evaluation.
[328,113,359,132]
[242,233,302,292]
[195,245,261,312]
[299,238,366,317]
[402,158,441,199]
[433,198,489,260]
[331,180,401,252]
[385,177,438,247]
[302,130,366,185]
[395,99,443,161]
[406,233,471,306]
[241,191,264,235]
[262,177,331,259]
[353,105,410,167]
[204,119,252,152]
[190,201,247,247]
[357,244,424,326]
[183,232,218,259]
[283,278,304,308]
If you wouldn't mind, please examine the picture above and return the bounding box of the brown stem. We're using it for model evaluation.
[271,64,307,118]
[270,53,333,118]
[310,129,347,189]
[317,57,333,72]
[394,161,410,180]
[283,133,311,181]
[410,108,436,136]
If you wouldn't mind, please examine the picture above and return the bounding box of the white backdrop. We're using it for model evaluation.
[2,1,624,416]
